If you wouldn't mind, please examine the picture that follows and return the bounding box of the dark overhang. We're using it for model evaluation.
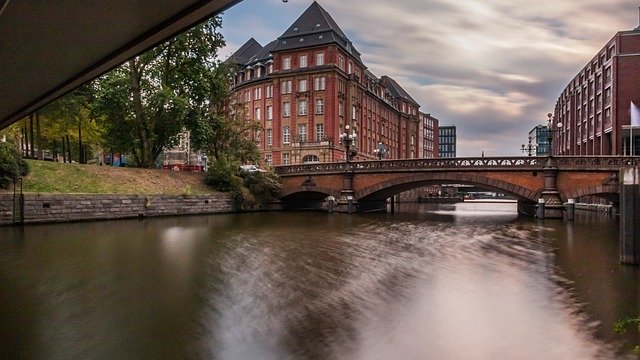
[0,0,241,130]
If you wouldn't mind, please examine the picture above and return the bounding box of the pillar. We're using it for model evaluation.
[539,161,564,219]
[336,167,358,213]
[620,167,639,265]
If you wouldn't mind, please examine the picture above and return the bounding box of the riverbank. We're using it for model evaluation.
[0,160,239,225]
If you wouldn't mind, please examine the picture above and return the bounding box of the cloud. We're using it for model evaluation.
[221,0,640,156]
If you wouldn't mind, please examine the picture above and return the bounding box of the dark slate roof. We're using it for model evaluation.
[229,38,263,65]
[248,39,278,64]
[380,75,419,106]
[272,1,362,64]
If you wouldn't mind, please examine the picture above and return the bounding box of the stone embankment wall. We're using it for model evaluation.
[0,193,235,225]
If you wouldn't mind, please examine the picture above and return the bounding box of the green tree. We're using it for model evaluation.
[0,141,29,189]
[93,18,225,168]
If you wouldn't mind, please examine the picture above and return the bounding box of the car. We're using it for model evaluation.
[239,164,266,173]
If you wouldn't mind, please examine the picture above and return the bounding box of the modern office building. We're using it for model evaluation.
[438,125,456,158]
[420,112,439,158]
[523,124,549,156]
[229,1,429,165]
[552,26,640,155]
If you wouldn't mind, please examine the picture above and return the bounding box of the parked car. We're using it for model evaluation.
[239,164,266,173]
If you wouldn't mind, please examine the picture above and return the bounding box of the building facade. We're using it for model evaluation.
[438,125,456,158]
[229,1,436,166]
[552,27,640,155]
[524,124,549,156]
[420,112,439,158]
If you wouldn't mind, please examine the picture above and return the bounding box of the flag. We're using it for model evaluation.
[632,101,640,128]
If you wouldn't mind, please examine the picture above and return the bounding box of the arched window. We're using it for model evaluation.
[302,155,320,163]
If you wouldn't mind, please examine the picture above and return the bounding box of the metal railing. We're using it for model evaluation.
[276,156,639,176]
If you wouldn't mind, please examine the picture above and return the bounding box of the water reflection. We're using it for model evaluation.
[0,204,638,359]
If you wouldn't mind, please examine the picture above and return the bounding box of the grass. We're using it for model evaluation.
[9,160,217,195]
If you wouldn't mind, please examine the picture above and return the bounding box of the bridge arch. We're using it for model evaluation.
[279,186,340,200]
[356,173,538,202]
[563,185,619,203]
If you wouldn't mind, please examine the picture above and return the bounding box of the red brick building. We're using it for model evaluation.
[553,27,640,155]
[230,1,438,166]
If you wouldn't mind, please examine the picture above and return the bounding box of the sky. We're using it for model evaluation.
[217,0,640,157]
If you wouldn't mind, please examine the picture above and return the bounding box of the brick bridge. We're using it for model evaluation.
[275,156,638,217]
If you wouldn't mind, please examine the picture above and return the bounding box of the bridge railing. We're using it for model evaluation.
[275,156,639,176]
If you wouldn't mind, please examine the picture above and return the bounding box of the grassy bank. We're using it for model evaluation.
[9,160,216,195]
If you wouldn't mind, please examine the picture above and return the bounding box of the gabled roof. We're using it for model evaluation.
[273,1,362,64]
[280,1,348,40]
[229,38,263,65]
[380,76,419,106]
[249,39,279,64]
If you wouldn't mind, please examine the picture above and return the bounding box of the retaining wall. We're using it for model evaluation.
[0,193,235,225]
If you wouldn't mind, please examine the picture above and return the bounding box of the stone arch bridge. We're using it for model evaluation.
[275,156,638,218]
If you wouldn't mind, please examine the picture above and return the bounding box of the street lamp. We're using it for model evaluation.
[521,140,536,156]
[339,124,356,162]
[547,113,563,156]
[373,142,387,160]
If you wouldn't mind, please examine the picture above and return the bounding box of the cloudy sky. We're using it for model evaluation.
[218,0,640,156]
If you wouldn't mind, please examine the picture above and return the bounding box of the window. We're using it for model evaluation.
[283,56,291,70]
[315,99,324,114]
[316,52,324,66]
[282,153,290,165]
[283,102,291,117]
[315,123,324,141]
[267,128,273,146]
[314,76,326,91]
[298,124,307,142]
[244,91,250,102]
[298,100,307,116]
[283,126,290,144]
[267,63,273,74]
[281,80,292,94]
[348,62,352,74]
[338,56,345,70]
[254,88,261,100]
[339,102,344,116]
[298,79,307,92]
[254,107,261,120]
[302,154,319,163]
[352,105,356,120]
[299,54,308,68]
[267,105,273,120]
[265,154,272,166]
[256,67,262,78]
[266,85,273,98]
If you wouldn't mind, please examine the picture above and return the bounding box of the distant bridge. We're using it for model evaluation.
[275,156,636,214]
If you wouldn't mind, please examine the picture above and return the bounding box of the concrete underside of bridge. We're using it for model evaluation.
[0,0,241,130]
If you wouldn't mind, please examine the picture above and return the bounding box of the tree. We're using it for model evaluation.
[187,61,261,164]
[93,17,225,168]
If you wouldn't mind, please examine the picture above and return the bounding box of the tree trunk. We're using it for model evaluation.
[128,59,154,167]
[78,117,83,164]
[36,112,43,160]
[29,114,35,159]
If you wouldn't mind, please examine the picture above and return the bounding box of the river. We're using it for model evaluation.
[0,202,638,359]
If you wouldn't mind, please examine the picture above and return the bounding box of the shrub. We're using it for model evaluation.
[0,142,29,189]
[204,157,281,208]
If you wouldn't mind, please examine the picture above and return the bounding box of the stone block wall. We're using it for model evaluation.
[0,193,235,225]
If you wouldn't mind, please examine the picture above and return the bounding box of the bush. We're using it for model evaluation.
[204,156,281,208]
[0,142,29,189]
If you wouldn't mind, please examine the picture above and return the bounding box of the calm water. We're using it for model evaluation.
[0,203,638,359]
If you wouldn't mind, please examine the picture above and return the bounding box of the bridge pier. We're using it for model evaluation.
[620,167,640,265]
[537,161,564,219]
[335,168,358,213]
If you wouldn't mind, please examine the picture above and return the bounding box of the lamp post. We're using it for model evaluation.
[373,142,387,160]
[521,140,536,156]
[546,113,563,156]
[339,124,355,163]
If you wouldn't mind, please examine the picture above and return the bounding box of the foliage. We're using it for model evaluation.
[205,157,281,208]
[614,316,640,355]
[186,61,261,165]
[92,17,226,168]
[0,141,29,189]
